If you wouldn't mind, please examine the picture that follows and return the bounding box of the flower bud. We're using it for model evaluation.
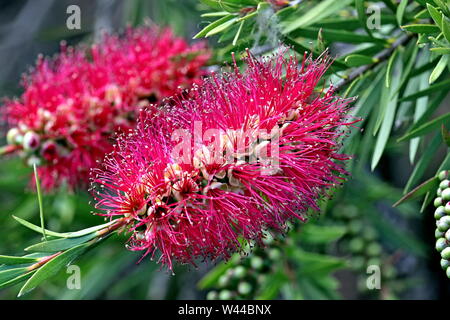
[446,267,450,279]
[22,131,40,151]
[40,140,58,161]
[6,128,22,145]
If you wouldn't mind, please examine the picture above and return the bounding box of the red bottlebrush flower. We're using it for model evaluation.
[91,50,356,269]
[3,26,210,191]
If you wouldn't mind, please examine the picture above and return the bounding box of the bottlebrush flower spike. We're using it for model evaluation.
[91,49,356,269]
[2,26,209,191]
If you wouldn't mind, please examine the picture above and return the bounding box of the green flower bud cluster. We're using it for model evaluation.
[331,204,397,295]
[434,171,450,278]
[206,235,283,300]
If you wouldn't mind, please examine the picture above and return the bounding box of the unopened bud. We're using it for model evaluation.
[22,131,40,151]
[6,128,22,145]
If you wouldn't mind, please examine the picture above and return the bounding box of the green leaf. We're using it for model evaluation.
[409,90,447,131]
[405,133,441,193]
[365,208,427,256]
[232,20,244,46]
[397,0,409,26]
[355,0,373,36]
[12,215,116,238]
[290,249,347,276]
[442,14,450,42]
[197,254,240,289]
[200,11,229,17]
[282,0,353,34]
[18,243,90,297]
[398,112,450,141]
[427,4,443,28]
[193,14,235,39]
[442,125,450,147]
[0,271,35,290]
[344,54,376,67]
[33,164,47,241]
[0,255,39,265]
[429,54,449,84]
[290,27,386,44]
[399,78,450,101]
[414,9,430,19]
[297,225,347,244]
[371,92,399,170]
[393,176,439,207]
[385,48,399,88]
[430,47,450,54]
[25,233,97,253]
[0,267,29,284]
[401,24,441,33]
[205,17,238,37]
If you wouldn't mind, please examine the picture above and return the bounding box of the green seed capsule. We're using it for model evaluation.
[348,220,363,235]
[438,216,450,232]
[440,180,450,189]
[446,267,450,279]
[362,227,378,241]
[350,256,365,271]
[366,243,382,257]
[441,259,450,270]
[367,257,381,267]
[218,274,230,288]
[435,197,443,207]
[218,290,232,300]
[233,266,247,279]
[445,202,450,214]
[268,248,282,261]
[436,229,445,238]
[438,188,443,197]
[250,256,264,270]
[441,247,450,259]
[436,238,448,252]
[442,189,450,201]
[383,265,397,280]
[435,206,447,220]
[237,282,252,296]
[349,238,365,253]
[439,171,449,181]
[206,291,218,300]
[446,230,450,242]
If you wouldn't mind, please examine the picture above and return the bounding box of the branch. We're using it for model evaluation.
[333,34,414,93]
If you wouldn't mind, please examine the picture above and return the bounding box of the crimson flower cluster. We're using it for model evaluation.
[3,26,209,190]
[92,50,355,269]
